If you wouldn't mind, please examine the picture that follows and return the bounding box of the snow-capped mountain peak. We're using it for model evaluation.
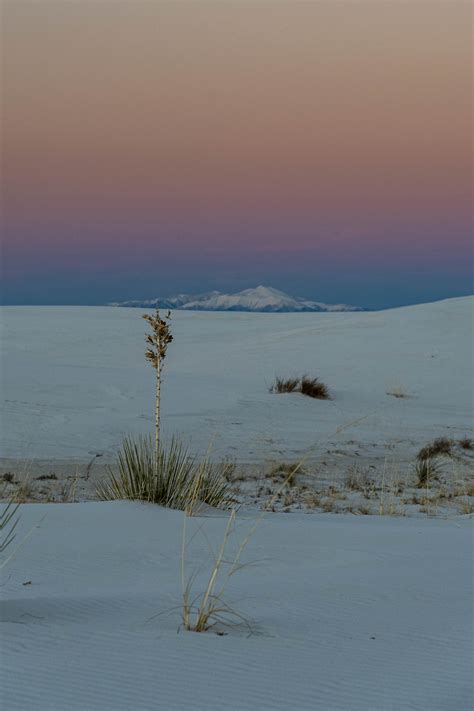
[109,286,363,312]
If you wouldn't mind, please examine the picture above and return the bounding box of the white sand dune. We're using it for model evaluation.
[1,501,472,710]
[0,297,472,462]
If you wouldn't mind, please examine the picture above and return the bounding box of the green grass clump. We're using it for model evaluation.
[97,436,233,510]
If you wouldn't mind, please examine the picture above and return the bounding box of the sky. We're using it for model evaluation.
[1,0,472,309]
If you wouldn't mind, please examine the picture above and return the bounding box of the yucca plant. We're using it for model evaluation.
[0,500,20,556]
[97,435,233,510]
[415,456,441,488]
[143,309,173,457]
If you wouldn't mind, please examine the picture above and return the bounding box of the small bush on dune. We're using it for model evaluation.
[269,377,300,394]
[386,386,410,399]
[429,437,453,456]
[300,376,330,400]
[417,437,452,461]
[459,438,473,450]
[97,436,233,510]
[270,375,330,400]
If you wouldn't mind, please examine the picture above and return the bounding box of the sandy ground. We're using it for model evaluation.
[1,298,472,709]
[1,298,472,464]
[1,296,473,515]
[1,501,472,711]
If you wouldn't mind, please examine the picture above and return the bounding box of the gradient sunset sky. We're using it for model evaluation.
[2,0,472,308]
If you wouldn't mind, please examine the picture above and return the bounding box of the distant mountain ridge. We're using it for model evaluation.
[108,286,364,313]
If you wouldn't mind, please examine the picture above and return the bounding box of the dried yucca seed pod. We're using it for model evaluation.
[143,309,173,454]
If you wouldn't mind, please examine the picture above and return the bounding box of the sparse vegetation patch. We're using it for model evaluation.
[270,375,330,400]
[386,387,410,399]
[417,437,453,461]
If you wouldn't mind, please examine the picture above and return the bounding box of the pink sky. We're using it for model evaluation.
[2,1,472,307]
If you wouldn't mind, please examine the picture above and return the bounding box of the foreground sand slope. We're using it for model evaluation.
[1,502,472,710]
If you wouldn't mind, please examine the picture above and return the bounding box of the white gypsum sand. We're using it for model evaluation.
[0,297,472,709]
[0,297,472,463]
[0,501,472,710]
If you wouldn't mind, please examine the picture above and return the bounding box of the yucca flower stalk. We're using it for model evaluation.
[143,309,173,457]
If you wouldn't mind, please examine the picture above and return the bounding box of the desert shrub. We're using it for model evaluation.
[269,377,300,394]
[386,387,409,399]
[417,437,452,461]
[430,437,453,455]
[459,438,473,450]
[270,375,330,399]
[300,376,330,400]
[415,456,441,487]
[97,436,233,510]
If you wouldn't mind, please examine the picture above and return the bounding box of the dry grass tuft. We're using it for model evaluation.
[270,375,330,400]
[345,466,374,493]
[269,376,300,394]
[348,504,373,515]
[181,456,311,633]
[269,461,303,486]
[417,437,453,461]
[304,492,321,509]
[181,510,253,633]
[386,386,410,399]
[13,479,34,503]
[300,376,330,400]
[459,438,473,450]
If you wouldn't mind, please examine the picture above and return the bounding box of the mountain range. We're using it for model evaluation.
[108,286,364,313]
